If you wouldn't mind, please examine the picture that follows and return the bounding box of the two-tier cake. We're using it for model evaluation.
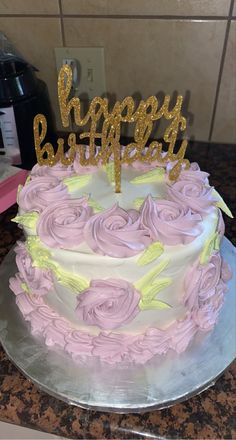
[9,155,232,364]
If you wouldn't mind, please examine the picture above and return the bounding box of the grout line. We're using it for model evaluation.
[58,14,228,20]
[208,0,234,142]
[58,0,66,46]
[0,14,61,17]
[0,13,230,20]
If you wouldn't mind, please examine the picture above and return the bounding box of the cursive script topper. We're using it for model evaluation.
[34,64,190,192]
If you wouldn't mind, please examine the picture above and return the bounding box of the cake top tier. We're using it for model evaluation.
[13,156,231,259]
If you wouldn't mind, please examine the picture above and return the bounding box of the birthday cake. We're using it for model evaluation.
[9,156,232,364]
[8,64,233,364]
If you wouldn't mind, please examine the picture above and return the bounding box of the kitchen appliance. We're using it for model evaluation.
[0,39,55,169]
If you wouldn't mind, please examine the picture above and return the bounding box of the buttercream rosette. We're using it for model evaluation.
[73,151,99,175]
[16,290,44,316]
[183,252,232,330]
[167,178,217,214]
[128,151,169,170]
[30,162,75,180]
[92,333,134,363]
[178,162,209,184]
[43,318,72,348]
[84,204,151,257]
[65,331,93,358]
[29,305,59,335]
[37,197,93,248]
[76,278,140,330]
[18,176,69,213]
[14,241,53,296]
[140,195,202,245]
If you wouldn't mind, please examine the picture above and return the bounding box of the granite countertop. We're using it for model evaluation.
[0,142,235,439]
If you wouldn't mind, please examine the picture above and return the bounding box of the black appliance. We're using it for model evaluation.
[0,55,55,169]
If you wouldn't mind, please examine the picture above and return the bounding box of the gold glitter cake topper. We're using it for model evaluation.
[34,64,190,192]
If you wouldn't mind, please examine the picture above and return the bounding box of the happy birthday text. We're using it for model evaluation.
[34,64,190,192]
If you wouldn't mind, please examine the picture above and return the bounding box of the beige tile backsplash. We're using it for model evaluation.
[0,0,235,143]
[0,0,59,15]
[212,21,236,143]
[61,0,231,17]
[0,17,62,119]
[233,0,236,16]
[64,18,226,141]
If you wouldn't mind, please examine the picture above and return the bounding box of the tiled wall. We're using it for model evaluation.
[0,0,235,143]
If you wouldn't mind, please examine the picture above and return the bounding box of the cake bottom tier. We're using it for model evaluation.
[9,246,231,365]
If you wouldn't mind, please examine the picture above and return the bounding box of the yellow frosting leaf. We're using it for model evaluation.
[12,212,39,232]
[130,168,165,184]
[55,268,89,293]
[16,184,23,204]
[105,162,115,184]
[63,174,91,191]
[133,197,145,209]
[213,189,233,218]
[139,299,171,310]
[137,241,164,266]
[200,231,220,265]
[214,234,221,251]
[26,236,89,293]
[134,259,170,292]
[200,234,215,265]
[135,259,172,310]
[83,193,103,212]
[142,278,172,300]
[26,236,51,264]
[21,282,30,293]
[25,175,31,184]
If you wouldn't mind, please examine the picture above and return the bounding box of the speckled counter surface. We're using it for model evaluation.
[0,143,235,439]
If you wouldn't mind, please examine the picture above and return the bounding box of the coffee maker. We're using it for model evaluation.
[0,36,55,170]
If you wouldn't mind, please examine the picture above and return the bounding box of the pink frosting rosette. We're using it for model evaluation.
[9,273,25,296]
[92,333,132,363]
[9,274,44,314]
[76,278,140,330]
[14,242,53,296]
[124,151,168,172]
[18,176,69,213]
[43,318,72,348]
[221,259,232,283]
[84,204,151,257]
[29,306,59,335]
[217,209,225,238]
[37,198,93,248]
[167,178,217,214]
[16,291,44,317]
[183,253,222,311]
[65,331,93,359]
[178,162,209,184]
[183,252,231,330]
[167,316,197,353]
[140,195,201,245]
[73,151,99,174]
[192,293,223,330]
[127,335,157,364]
[30,163,75,180]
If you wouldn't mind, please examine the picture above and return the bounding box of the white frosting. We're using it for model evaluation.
[35,165,218,336]
[44,209,217,335]
[77,166,167,209]
[21,163,218,335]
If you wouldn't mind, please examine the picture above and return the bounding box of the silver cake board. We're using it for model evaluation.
[0,237,235,413]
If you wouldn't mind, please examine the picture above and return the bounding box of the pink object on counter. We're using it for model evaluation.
[0,169,28,213]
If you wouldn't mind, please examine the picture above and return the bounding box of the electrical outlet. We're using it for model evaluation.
[55,47,106,101]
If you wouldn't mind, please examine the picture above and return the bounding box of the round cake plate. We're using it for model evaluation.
[0,238,235,414]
